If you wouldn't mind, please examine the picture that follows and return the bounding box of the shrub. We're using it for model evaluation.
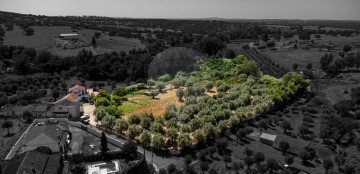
[140,116,152,129]
[193,129,206,145]
[128,114,141,125]
[158,74,172,82]
[185,77,196,87]
[151,122,165,134]
[176,88,185,100]
[171,80,182,88]
[166,128,178,143]
[177,133,192,149]
[163,105,177,120]
[180,124,191,133]
[113,87,127,97]
[128,125,141,139]
[114,119,129,134]
[155,81,166,92]
[166,118,178,128]
[140,130,151,146]
[151,133,165,150]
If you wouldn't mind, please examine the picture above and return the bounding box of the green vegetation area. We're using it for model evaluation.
[93,55,310,151]
[118,98,152,113]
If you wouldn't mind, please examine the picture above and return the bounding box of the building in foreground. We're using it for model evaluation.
[3,150,63,174]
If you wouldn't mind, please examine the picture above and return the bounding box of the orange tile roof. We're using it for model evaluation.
[68,84,85,92]
[53,93,78,105]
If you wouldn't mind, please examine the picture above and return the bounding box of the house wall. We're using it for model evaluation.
[260,138,274,146]
[68,106,80,118]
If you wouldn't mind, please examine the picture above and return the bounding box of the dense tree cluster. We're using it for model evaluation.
[96,55,309,150]
[0,45,152,82]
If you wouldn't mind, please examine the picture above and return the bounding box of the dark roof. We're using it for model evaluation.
[24,125,66,145]
[3,151,62,174]
[32,104,51,112]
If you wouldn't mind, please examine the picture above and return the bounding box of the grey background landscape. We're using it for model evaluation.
[0,0,359,20]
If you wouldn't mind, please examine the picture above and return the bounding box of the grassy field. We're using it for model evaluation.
[119,97,152,114]
[262,48,326,70]
[3,25,97,50]
[3,25,145,57]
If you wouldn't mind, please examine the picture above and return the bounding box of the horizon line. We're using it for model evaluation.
[2,10,360,22]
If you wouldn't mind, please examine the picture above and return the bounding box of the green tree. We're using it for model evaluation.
[343,45,352,53]
[299,150,311,163]
[205,81,213,91]
[128,125,141,140]
[232,161,244,174]
[101,114,116,130]
[323,159,334,173]
[285,155,294,165]
[24,27,34,36]
[354,137,360,150]
[23,111,33,123]
[223,155,232,167]
[140,130,151,146]
[177,133,192,149]
[92,35,97,46]
[234,59,260,77]
[128,114,141,125]
[266,158,279,173]
[254,152,265,165]
[2,120,14,135]
[113,87,127,97]
[100,131,109,154]
[279,140,290,154]
[200,162,209,174]
[149,90,159,99]
[156,82,166,92]
[306,63,313,70]
[292,63,298,70]
[281,120,292,134]
[243,147,254,157]
[140,116,152,129]
[320,54,334,70]
[158,74,172,82]
[151,133,165,150]
[52,90,60,100]
[123,141,137,159]
[176,88,185,101]
[171,80,182,89]
[95,97,111,107]
[114,119,129,134]
[166,127,178,144]
[151,122,165,134]
[193,129,206,145]
[350,87,360,103]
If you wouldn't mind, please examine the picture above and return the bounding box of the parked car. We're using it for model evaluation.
[80,114,90,120]
[81,119,90,124]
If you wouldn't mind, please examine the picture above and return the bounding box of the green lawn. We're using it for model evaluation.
[125,89,147,97]
[118,98,152,113]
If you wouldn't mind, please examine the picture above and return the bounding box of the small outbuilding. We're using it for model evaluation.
[260,133,277,146]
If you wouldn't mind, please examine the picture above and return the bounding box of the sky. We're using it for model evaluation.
[0,0,359,20]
